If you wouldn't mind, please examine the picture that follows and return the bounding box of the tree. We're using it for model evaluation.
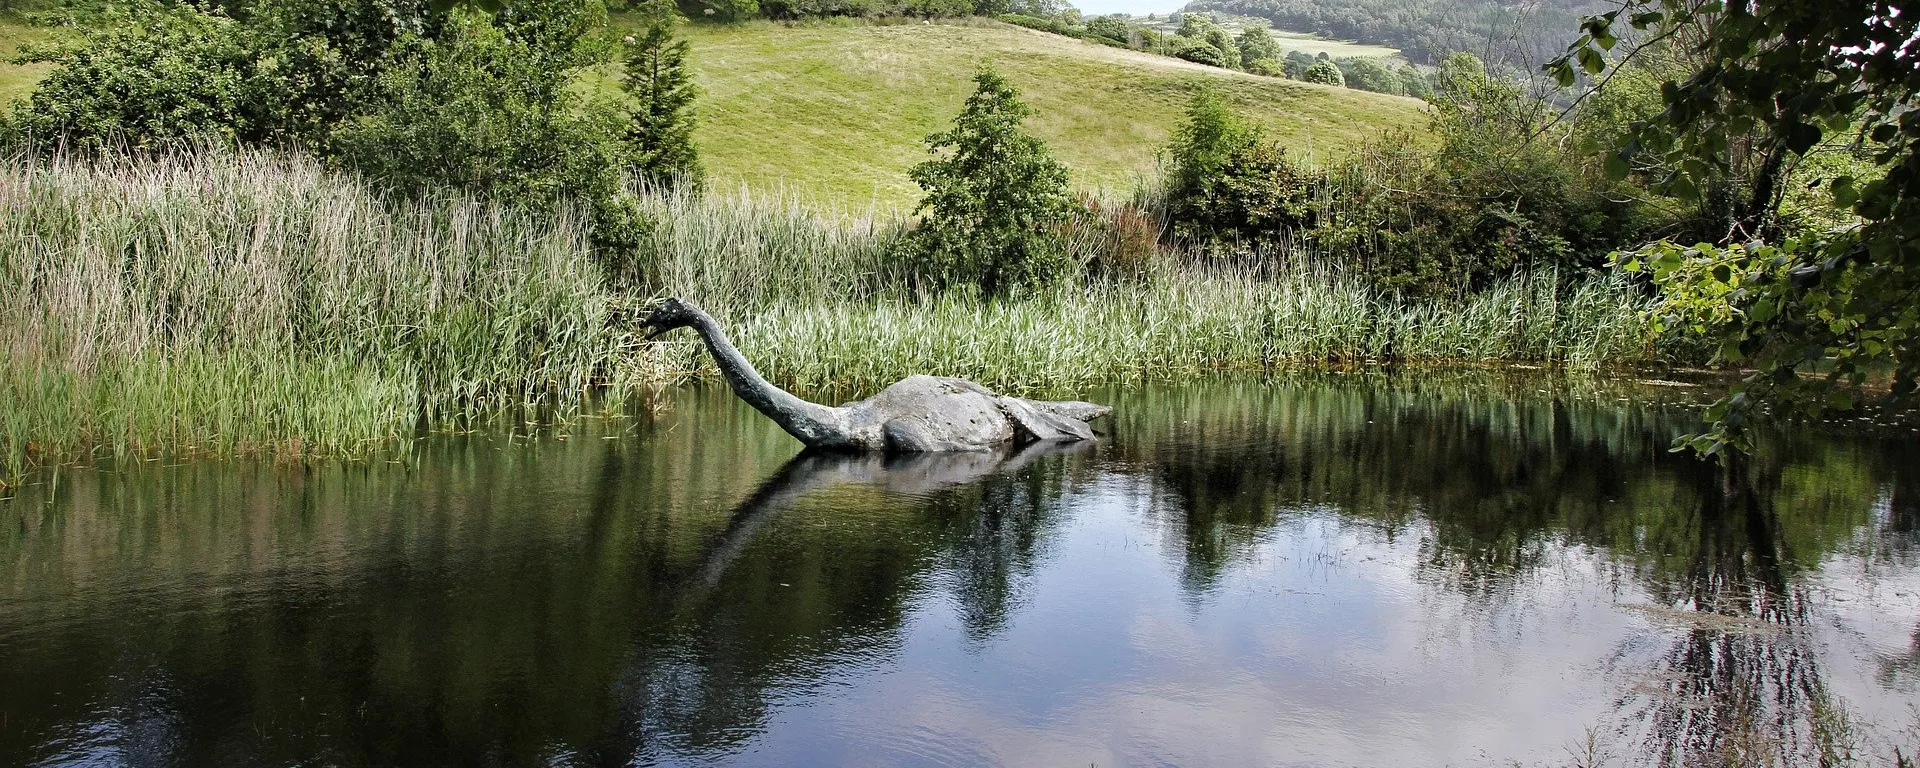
[1301,59,1343,86]
[619,2,702,188]
[1235,25,1280,64]
[1397,65,1431,99]
[1163,87,1312,243]
[1084,15,1130,44]
[1282,50,1314,78]
[1341,57,1397,93]
[898,70,1077,298]
[1554,1,1920,456]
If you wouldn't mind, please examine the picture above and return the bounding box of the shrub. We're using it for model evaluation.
[1302,60,1344,86]
[1282,50,1314,78]
[896,70,1078,298]
[1341,57,1398,93]
[5,7,280,150]
[1084,14,1130,44]
[1164,88,1315,244]
[1202,26,1241,69]
[1157,63,1664,297]
[1397,65,1432,99]
[336,10,622,209]
[1245,57,1284,77]
[998,12,1076,35]
[1172,38,1230,68]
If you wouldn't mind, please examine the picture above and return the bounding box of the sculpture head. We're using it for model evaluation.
[639,297,705,340]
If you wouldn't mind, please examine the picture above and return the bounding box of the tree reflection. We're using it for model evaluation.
[0,374,1913,767]
[1614,458,1852,767]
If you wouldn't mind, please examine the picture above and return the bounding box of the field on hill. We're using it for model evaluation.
[653,19,1427,206]
[0,13,60,106]
[0,15,1427,207]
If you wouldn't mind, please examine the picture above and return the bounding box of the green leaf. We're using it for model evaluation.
[1667,173,1699,202]
[1831,176,1858,208]
[1603,152,1629,180]
[1576,46,1606,75]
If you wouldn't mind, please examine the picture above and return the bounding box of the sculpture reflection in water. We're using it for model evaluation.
[591,440,1092,764]
[1,374,1915,767]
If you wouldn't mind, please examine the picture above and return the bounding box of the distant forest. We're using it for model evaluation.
[1176,0,1605,67]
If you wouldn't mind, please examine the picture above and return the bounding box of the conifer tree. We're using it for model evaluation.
[900,70,1076,298]
[619,2,701,188]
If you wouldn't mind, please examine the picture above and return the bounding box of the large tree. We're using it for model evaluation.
[1554,0,1920,455]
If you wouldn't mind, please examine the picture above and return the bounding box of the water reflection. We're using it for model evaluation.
[0,373,1915,766]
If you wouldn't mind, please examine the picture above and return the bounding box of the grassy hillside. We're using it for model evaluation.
[0,15,1429,207]
[657,19,1427,207]
[0,12,60,106]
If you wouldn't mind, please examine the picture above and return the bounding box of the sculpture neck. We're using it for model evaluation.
[686,312,844,445]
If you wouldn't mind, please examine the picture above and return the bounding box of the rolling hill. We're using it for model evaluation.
[0,15,1430,208]
[660,20,1428,207]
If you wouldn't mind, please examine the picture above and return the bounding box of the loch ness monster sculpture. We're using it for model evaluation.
[639,298,1111,452]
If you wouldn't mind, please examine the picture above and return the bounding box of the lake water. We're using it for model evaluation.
[2,372,1916,767]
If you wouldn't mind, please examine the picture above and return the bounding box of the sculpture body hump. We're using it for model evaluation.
[639,300,1111,453]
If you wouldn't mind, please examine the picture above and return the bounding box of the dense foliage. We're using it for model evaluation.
[4,0,669,258]
[897,70,1077,298]
[1552,0,1920,455]
[1160,54,1654,297]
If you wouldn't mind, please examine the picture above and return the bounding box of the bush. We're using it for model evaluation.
[1084,14,1130,43]
[1282,50,1314,78]
[1164,88,1315,244]
[1172,39,1230,68]
[998,12,1076,35]
[5,7,281,150]
[1236,25,1280,64]
[1302,60,1344,86]
[1158,62,1665,297]
[1341,57,1398,93]
[896,70,1078,298]
[1245,57,1284,77]
[1397,65,1431,99]
[336,11,623,209]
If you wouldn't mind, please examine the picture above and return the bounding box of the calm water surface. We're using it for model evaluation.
[2,373,1917,767]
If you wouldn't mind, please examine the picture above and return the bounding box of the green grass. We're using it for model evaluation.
[0,11,63,105]
[617,18,1429,208]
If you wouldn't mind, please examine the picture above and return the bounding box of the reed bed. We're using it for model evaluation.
[651,266,1655,394]
[1,149,624,482]
[1,148,1664,484]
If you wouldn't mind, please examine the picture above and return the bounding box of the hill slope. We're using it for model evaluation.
[0,16,1429,208]
[667,20,1428,207]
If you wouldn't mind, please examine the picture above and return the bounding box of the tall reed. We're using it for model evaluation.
[1,148,625,481]
[646,265,1655,394]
